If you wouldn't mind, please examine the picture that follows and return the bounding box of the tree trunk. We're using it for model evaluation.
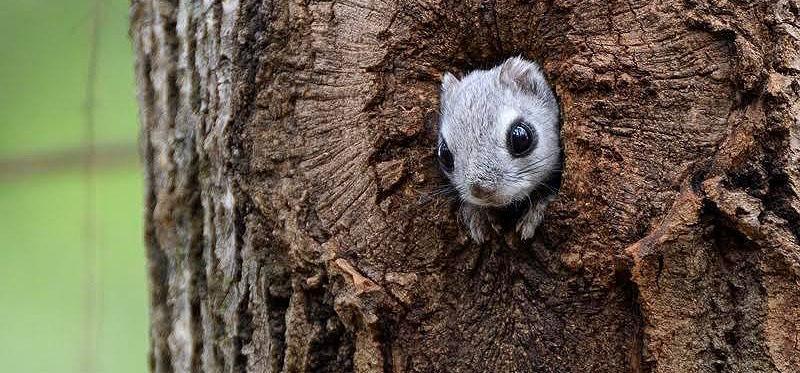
[131,0,800,372]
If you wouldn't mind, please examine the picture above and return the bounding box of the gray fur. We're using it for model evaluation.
[438,57,561,242]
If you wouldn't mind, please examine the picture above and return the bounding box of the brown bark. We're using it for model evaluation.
[131,0,800,372]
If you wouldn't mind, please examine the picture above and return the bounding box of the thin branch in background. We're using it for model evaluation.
[82,0,103,372]
[0,143,138,181]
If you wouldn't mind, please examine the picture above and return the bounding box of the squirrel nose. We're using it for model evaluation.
[469,183,495,199]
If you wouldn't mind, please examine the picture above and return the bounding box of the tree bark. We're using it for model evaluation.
[131,0,800,372]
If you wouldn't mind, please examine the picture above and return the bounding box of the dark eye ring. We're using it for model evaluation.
[437,141,454,173]
[507,121,537,157]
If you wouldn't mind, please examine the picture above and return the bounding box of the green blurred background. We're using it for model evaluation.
[0,1,148,372]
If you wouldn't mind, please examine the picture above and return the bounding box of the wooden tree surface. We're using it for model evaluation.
[131,0,800,372]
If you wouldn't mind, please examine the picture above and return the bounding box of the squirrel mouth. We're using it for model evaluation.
[464,194,510,207]
[464,188,537,209]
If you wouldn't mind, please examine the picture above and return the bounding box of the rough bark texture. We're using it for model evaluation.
[131,0,800,372]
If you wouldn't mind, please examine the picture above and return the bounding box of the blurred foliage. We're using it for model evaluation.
[0,1,147,372]
[0,0,139,156]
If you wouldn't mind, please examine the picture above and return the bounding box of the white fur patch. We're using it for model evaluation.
[495,107,520,138]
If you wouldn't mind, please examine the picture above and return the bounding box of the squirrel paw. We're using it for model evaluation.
[516,197,551,240]
[460,204,493,243]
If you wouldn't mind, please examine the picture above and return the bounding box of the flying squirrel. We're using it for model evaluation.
[437,57,561,243]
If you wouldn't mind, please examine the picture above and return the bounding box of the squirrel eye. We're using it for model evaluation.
[507,121,537,157]
[437,141,454,173]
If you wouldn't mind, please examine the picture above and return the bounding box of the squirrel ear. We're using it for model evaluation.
[441,72,459,95]
[499,56,538,93]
